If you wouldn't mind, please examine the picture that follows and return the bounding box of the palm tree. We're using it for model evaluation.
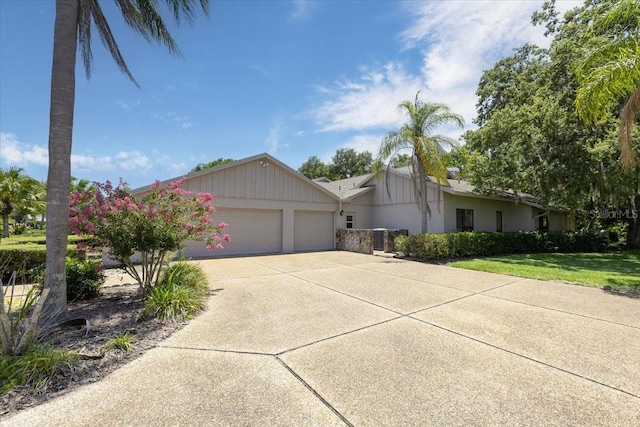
[0,167,41,239]
[376,92,464,233]
[43,0,209,325]
[575,0,640,172]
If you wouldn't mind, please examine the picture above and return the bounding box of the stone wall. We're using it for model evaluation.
[337,229,373,255]
[383,229,408,253]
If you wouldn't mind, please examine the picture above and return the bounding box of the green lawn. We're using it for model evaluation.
[447,250,640,290]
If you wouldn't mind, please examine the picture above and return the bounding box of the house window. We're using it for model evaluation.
[496,211,503,232]
[538,214,548,232]
[346,214,355,229]
[456,209,474,232]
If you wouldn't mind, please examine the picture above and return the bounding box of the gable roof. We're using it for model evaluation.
[315,173,376,201]
[131,153,340,201]
[336,165,548,209]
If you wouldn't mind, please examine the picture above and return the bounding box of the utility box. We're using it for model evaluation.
[373,228,386,251]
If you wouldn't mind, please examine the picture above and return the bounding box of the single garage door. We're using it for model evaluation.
[294,210,334,252]
[182,208,282,258]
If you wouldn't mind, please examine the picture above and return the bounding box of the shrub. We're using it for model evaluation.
[65,257,104,302]
[1,259,50,357]
[140,262,209,322]
[394,231,608,260]
[0,345,78,394]
[70,179,229,292]
[9,223,28,235]
[0,245,86,284]
[102,331,136,352]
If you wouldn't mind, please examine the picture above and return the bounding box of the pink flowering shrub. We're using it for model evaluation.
[70,178,230,291]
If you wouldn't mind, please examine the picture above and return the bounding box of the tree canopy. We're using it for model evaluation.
[0,167,43,238]
[298,149,373,180]
[376,92,464,233]
[465,0,640,247]
[189,158,235,174]
[573,0,640,171]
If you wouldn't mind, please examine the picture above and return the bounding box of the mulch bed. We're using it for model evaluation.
[1,282,184,417]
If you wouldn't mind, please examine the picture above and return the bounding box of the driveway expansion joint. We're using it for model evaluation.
[276,316,404,357]
[276,357,354,427]
[480,293,640,330]
[411,317,640,399]
[158,344,276,357]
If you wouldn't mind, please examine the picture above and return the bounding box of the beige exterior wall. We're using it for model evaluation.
[339,192,373,230]
[548,210,573,232]
[443,193,537,232]
[368,173,416,205]
[183,159,335,204]
[180,158,339,254]
[367,173,444,235]
[371,203,422,235]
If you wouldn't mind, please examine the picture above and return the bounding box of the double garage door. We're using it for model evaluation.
[182,208,334,258]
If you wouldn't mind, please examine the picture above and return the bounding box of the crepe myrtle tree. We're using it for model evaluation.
[70,178,229,293]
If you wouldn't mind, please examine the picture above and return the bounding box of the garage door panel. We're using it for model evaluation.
[183,208,282,258]
[294,211,334,252]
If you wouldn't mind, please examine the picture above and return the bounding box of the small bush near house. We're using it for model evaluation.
[394,231,608,260]
[65,257,105,302]
[140,262,209,322]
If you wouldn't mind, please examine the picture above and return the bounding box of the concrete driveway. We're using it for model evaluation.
[6,251,640,426]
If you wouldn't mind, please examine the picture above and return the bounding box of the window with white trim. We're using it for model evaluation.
[346,213,355,229]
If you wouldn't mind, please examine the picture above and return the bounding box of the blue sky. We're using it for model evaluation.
[0,0,582,188]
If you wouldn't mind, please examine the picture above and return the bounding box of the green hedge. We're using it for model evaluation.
[394,231,608,260]
[0,246,86,284]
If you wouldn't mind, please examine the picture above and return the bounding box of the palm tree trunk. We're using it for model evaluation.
[41,0,78,326]
[415,159,429,234]
[2,211,10,238]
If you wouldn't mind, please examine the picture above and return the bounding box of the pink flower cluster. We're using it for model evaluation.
[69,178,229,255]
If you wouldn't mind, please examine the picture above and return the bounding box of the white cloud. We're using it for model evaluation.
[311,1,583,136]
[266,119,283,155]
[0,132,48,166]
[151,111,193,129]
[71,153,114,171]
[115,151,152,171]
[340,134,384,156]
[156,154,187,174]
[70,150,153,173]
[116,99,140,110]
[291,0,311,20]
[313,62,423,132]
[249,65,268,76]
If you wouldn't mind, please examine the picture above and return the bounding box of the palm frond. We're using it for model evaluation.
[575,38,640,125]
[87,0,140,86]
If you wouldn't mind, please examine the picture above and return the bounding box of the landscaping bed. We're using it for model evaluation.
[1,276,183,417]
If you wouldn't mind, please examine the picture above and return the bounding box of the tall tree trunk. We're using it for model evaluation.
[415,159,429,234]
[41,0,78,326]
[2,210,10,238]
[626,194,640,249]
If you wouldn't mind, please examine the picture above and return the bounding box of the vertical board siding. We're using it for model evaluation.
[187,160,334,203]
[372,173,416,206]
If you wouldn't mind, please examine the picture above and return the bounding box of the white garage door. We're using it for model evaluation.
[182,208,282,258]
[294,211,334,252]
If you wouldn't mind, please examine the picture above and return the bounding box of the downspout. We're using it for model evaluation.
[334,199,343,249]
